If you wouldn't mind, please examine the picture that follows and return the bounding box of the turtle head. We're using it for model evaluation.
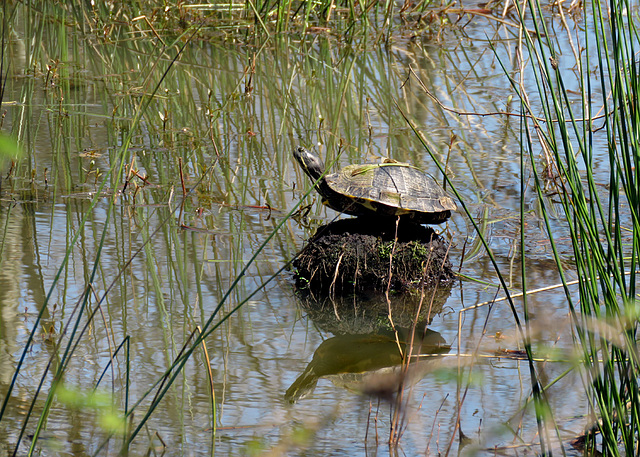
[293,146,325,182]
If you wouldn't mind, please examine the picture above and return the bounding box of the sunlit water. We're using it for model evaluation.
[0,5,624,456]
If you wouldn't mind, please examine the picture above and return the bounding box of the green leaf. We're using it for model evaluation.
[0,133,21,163]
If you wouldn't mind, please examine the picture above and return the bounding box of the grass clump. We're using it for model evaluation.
[56,0,450,41]
[504,0,639,454]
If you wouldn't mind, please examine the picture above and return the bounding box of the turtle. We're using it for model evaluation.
[293,146,456,224]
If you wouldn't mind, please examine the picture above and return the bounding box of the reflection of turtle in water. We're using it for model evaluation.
[293,146,456,224]
[285,328,450,403]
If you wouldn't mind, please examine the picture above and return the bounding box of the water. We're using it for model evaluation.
[0,4,623,456]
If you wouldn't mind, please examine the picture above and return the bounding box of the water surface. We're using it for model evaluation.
[0,5,616,456]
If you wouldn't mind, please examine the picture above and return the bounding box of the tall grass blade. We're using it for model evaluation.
[509,0,640,453]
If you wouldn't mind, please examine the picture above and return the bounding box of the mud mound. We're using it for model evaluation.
[293,218,455,296]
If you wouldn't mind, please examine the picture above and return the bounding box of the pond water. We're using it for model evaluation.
[0,4,623,456]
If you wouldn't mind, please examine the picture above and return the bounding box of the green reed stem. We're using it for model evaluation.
[5,22,199,455]
[511,0,640,453]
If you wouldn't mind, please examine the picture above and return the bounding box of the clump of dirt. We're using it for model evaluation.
[293,218,455,296]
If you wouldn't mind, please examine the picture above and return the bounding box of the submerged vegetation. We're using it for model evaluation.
[0,0,638,455]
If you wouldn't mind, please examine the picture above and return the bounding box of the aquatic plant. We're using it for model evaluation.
[515,1,640,453]
[5,0,633,454]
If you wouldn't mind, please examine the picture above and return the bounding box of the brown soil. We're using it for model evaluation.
[293,218,455,296]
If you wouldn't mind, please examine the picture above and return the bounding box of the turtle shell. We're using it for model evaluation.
[324,162,457,224]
